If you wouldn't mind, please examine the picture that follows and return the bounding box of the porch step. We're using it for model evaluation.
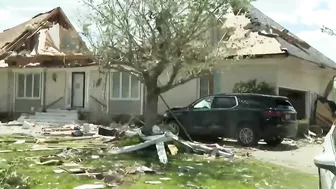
[17,109,79,126]
[18,116,77,122]
[21,119,77,125]
[46,109,78,113]
[35,112,78,117]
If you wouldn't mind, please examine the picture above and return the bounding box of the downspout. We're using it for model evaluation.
[8,68,13,117]
[106,70,110,114]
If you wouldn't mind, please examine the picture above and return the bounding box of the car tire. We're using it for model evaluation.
[237,123,259,147]
[167,121,181,136]
[265,138,283,146]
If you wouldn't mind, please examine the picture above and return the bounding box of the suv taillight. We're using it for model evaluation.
[264,110,281,117]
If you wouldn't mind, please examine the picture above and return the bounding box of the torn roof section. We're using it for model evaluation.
[247,5,336,68]
[219,14,285,56]
[217,5,336,69]
[0,7,93,67]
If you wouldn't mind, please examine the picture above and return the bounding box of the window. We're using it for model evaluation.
[200,76,214,97]
[17,73,41,99]
[193,96,214,109]
[238,97,265,109]
[212,97,237,108]
[111,72,140,99]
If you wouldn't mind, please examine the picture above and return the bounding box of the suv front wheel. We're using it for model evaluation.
[237,123,259,146]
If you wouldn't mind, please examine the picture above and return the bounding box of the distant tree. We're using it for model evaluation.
[80,0,253,135]
[321,25,336,36]
[232,79,276,95]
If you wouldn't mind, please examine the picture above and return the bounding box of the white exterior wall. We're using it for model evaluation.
[0,56,333,121]
[45,70,66,109]
[89,70,109,120]
[158,79,198,114]
[276,57,322,93]
[276,57,336,119]
[0,69,9,112]
[218,58,278,93]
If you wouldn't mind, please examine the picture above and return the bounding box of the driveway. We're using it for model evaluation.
[221,138,323,175]
[251,143,322,175]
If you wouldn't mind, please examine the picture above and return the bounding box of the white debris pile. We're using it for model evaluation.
[107,126,234,164]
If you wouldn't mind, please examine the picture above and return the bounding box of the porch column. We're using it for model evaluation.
[42,68,47,111]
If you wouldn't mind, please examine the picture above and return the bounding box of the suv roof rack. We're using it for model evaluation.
[215,93,288,99]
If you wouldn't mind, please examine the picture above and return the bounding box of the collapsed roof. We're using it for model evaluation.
[0,5,333,69]
[0,7,92,66]
[219,5,335,69]
[249,5,336,68]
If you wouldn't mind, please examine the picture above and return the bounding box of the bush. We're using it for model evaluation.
[232,79,276,95]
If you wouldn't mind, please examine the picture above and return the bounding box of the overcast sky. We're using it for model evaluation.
[0,0,335,61]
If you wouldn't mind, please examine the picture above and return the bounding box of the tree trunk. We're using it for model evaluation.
[142,90,159,136]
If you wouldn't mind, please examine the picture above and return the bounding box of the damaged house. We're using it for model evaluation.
[0,7,144,123]
[0,6,335,125]
[157,5,336,121]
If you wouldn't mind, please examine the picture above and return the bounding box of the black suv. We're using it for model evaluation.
[162,93,298,146]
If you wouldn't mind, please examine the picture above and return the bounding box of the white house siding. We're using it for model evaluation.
[88,70,109,122]
[158,79,198,114]
[0,69,9,112]
[218,58,278,94]
[276,57,336,119]
[45,69,66,109]
[276,57,321,93]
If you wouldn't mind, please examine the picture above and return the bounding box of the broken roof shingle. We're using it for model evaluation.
[220,14,286,56]
[0,8,57,50]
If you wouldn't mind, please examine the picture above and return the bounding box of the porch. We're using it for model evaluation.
[12,66,95,113]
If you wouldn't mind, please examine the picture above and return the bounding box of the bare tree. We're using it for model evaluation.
[321,25,336,36]
[80,0,252,135]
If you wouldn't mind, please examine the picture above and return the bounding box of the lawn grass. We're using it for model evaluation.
[0,136,318,189]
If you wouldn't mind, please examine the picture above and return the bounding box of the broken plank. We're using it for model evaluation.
[108,133,174,154]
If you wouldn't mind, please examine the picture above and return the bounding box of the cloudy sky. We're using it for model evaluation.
[0,0,335,61]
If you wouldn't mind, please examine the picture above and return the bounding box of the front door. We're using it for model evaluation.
[71,72,85,108]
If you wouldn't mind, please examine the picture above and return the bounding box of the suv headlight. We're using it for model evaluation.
[163,112,168,117]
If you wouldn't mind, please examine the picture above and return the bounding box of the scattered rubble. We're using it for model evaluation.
[0,109,327,188]
[0,112,237,188]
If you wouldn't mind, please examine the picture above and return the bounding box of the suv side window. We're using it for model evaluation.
[193,96,213,109]
[212,97,237,109]
[238,97,265,109]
